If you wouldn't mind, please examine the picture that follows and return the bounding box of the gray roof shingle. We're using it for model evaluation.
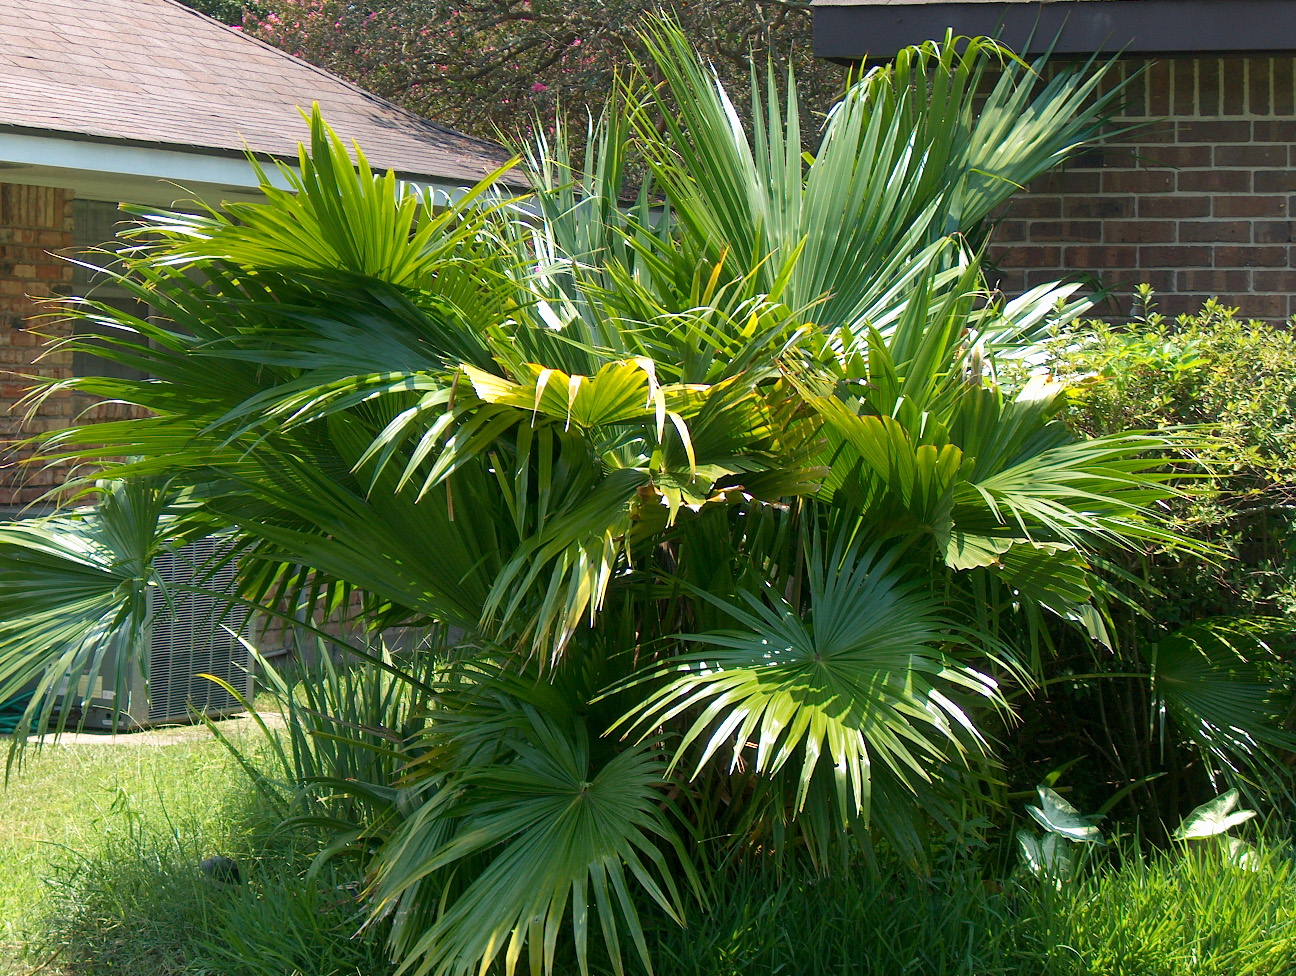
[0,0,513,184]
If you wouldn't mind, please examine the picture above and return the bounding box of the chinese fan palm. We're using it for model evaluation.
[0,23,1217,976]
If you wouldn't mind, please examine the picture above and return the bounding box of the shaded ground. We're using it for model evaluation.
[32,711,285,747]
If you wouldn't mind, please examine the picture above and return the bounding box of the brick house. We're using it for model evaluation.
[813,0,1296,320]
[0,0,512,507]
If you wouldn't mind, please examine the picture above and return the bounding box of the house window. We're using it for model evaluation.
[71,199,149,382]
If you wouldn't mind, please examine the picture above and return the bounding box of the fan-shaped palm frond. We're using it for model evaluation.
[623,25,1126,336]
[125,104,523,288]
[1149,618,1296,778]
[625,528,1003,831]
[0,479,195,750]
[371,706,695,976]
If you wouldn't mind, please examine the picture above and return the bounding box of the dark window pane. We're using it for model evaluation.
[71,297,150,382]
[72,200,149,382]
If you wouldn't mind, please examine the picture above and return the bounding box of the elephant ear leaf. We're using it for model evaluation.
[1026,786,1106,844]
[1016,829,1076,883]
[1172,789,1257,841]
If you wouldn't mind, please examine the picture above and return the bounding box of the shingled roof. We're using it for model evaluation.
[0,0,512,195]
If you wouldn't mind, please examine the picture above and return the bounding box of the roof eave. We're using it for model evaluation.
[813,0,1296,62]
[0,128,526,208]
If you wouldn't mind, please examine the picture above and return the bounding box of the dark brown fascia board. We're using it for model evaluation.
[813,0,1296,62]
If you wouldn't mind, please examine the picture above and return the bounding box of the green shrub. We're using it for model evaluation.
[996,292,1296,829]
[1052,290,1296,624]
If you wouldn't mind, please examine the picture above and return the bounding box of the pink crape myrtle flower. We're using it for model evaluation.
[531,82,548,92]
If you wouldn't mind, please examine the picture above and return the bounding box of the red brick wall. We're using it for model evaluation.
[991,56,1296,320]
[0,184,75,505]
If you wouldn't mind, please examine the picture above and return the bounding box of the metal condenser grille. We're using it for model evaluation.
[147,537,250,724]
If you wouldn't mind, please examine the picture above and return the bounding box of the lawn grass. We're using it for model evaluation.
[0,726,259,973]
[0,718,396,976]
[640,845,1296,976]
[3,724,1296,976]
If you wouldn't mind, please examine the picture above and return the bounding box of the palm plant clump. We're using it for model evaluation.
[0,23,1265,976]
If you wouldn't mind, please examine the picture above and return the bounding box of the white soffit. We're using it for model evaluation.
[0,131,475,208]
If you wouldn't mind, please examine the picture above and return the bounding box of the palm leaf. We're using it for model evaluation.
[1149,618,1296,774]
[371,707,696,976]
[626,23,1126,337]
[0,479,190,755]
[624,528,1001,830]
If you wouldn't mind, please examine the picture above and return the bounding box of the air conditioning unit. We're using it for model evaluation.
[78,536,252,730]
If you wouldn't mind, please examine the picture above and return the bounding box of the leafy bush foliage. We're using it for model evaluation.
[226,0,843,153]
[1055,291,1296,624]
[990,292,1296,833]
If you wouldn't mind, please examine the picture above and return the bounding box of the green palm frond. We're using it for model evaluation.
[1149,618,1296,775]
[0,479,190,750]
[124,105,523,289]
[372,706,695,976]
[626,24,1125,336]
[625,528,1002,831]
